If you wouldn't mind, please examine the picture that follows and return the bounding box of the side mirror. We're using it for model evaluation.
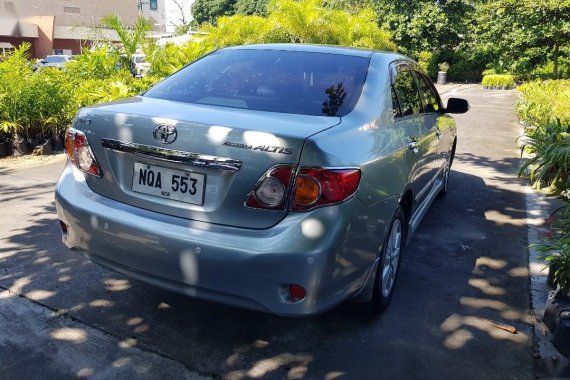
[40,60,46,64]
[445,98,469,114]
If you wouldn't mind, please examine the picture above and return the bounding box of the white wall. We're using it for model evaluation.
[139,0,167,32]
[164,0,194,33]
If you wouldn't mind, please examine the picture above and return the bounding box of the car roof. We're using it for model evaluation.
[224,43,407,60]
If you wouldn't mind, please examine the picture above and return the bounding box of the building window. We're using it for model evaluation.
[150,0,157,10]
[64,6,80,14]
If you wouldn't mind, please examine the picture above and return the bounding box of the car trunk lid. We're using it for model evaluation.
[77,97,340,229]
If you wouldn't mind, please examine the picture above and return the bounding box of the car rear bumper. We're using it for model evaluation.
[55,163,379,316]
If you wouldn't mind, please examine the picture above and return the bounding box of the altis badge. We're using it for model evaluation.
[224,141,293,155]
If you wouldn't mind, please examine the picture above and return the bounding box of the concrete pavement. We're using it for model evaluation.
[0,86,541,379]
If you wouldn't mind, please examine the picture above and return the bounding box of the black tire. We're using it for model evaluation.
[370,207,405,312]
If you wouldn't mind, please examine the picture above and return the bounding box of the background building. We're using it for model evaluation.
[138,0,167,35]
[0,0,138,58]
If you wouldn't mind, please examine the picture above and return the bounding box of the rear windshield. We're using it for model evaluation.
[143,49,370,117]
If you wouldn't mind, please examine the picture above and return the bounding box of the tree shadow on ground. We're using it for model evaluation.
[0,152,540,379]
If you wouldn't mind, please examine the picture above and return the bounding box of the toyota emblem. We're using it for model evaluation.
[153,124,177,144]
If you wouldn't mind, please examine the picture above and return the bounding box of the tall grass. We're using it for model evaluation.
[517,80,570,127]
[518,82,570,294]
[518,80,570,194]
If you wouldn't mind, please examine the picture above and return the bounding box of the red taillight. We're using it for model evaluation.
[65,128,103,177]
[292,168,361,211]
[246,166,361,212]
[288,284,306,302]
[245,165,295,210]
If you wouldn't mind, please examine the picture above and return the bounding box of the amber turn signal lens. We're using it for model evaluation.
[294,174,320,206]
[65,129,75,162]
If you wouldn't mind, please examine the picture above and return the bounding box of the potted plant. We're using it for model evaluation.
[1,121,30,156]
[437,62,449,85]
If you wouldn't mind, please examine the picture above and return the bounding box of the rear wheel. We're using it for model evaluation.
[370,207,404,312]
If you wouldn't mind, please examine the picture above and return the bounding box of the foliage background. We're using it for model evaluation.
[192,0,570,81]
[0,0,396,144]
[0,0,568,145]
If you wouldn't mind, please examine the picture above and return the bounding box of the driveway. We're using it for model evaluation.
[0,85,534,379]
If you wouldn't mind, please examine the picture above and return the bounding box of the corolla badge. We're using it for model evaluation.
[153,124,177,144]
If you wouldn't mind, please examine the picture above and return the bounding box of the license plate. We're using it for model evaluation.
[132,162,206,205]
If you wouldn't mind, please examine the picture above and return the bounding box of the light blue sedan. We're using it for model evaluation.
[55,44,468,316]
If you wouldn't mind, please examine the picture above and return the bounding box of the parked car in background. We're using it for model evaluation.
[115,54,150,77]
[34,54,73,70]
[55,44,469,316]
[132,53,150,77]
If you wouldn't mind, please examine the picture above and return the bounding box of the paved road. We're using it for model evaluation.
[0,86,534,379]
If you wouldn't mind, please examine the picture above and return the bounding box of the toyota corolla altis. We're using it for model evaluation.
[55,44,469,316]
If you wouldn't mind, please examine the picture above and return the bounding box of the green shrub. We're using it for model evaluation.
[537,200,570,295]
[481,74,515,88]
[64,48,118,81]
[438,62,449,72]
[429,50,487,83]
[517,80,570,127]
[0,0,399,152]
[520,119,570,192]
[26,68,74,138]
[417,51,432,73]
[200,0,396,51]
[529,58,570,80]
[0,43,35,140]
[518,81,570,193]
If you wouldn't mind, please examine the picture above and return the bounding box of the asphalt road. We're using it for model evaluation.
[0,85,534,379]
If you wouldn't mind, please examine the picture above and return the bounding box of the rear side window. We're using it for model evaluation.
[144,49,370,117]
[415,72,441,113]
[392,68,422,117]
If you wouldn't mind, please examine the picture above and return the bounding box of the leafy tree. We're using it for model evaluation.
[191,0,237,25]
[100,14,151,73]
[201,0,396,50]
[64,48,118,80]
[235,0,269,16]
[371,0,474,56]
[474,0,570,77]
[152,0,395,77]
[0,43,34,140]
[323,0,375,14]
[100,14,151,57]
